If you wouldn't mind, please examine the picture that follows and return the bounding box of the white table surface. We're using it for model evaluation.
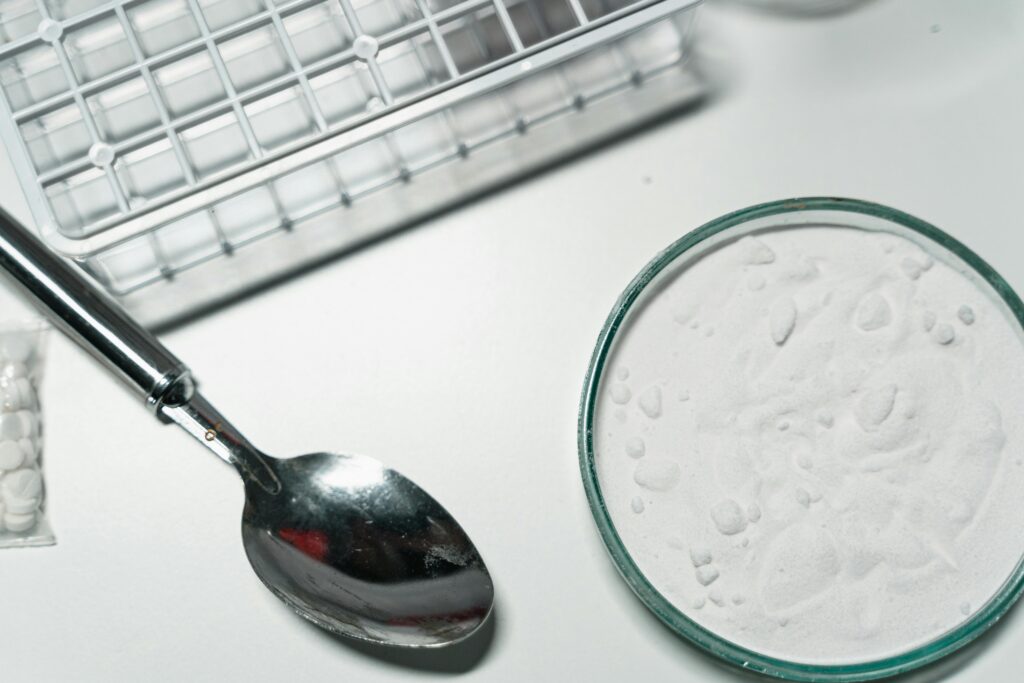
[3,0,1024,680]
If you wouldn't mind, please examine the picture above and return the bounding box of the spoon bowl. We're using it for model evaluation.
[241,452,494,647]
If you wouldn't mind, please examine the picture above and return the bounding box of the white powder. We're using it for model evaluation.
[595,227,1024,664]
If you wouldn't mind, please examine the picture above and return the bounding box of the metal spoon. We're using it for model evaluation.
[0,208,493,648]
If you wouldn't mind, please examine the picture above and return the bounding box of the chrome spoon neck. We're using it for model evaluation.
[160,392,281,494]
[0,207,192,412]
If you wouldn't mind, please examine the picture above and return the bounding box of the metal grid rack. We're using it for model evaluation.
[0,0,704,326]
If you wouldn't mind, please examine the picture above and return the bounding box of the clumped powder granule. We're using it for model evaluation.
[595,227,1024,664]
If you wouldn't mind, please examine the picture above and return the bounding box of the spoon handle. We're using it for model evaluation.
[0,207,194,413]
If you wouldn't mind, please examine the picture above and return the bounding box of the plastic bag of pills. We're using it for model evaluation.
[0,322,54,548]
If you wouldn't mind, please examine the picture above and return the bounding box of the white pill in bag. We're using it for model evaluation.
[18,438,37,465]
[4,511,36,532]
[0,376,31,411]
[3,468,42,500]
[5,494,40,514]
[0,440,24,470]
[0,382,18,412]
[16,410,36,436]
[0,413,22,439]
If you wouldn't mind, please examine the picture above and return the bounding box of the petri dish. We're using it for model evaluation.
[578,198,1024,680]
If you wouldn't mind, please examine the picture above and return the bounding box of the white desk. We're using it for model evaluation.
[3,0,1023,679]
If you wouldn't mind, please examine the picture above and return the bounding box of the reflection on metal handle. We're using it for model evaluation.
[0,207,194,413]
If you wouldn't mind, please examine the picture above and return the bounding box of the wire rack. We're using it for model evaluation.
[0,0,703,326]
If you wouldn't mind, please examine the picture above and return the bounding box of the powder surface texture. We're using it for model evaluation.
[595,227,1024,664]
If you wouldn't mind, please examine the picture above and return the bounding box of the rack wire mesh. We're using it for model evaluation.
[0,0,704,325]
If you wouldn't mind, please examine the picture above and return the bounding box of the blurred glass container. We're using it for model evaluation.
[734,0,869,15]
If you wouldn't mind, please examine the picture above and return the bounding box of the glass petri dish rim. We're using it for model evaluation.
[578,196,1024,681]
